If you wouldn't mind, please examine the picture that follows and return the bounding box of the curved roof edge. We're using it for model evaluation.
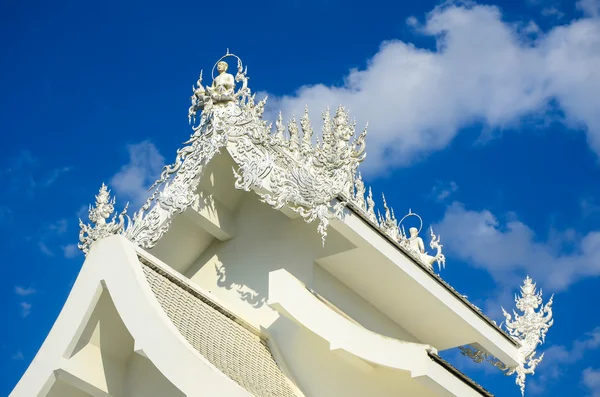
[10,235,253,397]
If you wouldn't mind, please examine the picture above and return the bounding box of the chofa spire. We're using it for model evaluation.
[460,276,554,396]
[78,183,128,254]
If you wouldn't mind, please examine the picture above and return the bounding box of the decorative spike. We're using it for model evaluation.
[366,187,377,224]
[288,116,300,155]
[332,105,355,142]
[78,184,128,255]
[321,108,333,151]
[460,276,554,396]
[275,111,285,142]
[353,172,366,210]
[300,105,313,154]
[382,193,392,222]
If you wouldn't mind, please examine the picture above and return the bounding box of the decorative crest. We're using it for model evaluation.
[460,276,554,396]
[125,51,368,248]
[188,49,252,126]
[78,183,128,255]
[256,105,368,245]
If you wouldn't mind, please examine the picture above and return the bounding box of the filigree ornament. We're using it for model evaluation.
[238,105,368,245]
[459,277,554,396]
[78,184,128,255]
[80,52,451,268]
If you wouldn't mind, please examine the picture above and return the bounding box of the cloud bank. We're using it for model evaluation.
[527,326,600,394]
[267,3,600,174]
[435,202,600,291]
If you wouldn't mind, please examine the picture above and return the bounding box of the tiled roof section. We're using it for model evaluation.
[428,352,495,397]
[139,256,302,397]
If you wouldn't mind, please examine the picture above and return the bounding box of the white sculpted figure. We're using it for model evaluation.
[207,60,235,103]
[399,210,446,272]
[408,227,445,271]
[408,227,426,254]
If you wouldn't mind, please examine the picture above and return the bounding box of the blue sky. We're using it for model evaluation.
[2,0,600,395]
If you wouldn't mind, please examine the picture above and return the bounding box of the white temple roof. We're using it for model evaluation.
[65,50,554,397]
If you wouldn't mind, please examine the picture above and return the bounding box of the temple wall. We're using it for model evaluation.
[184,192,414,340]
[185,193,323,328]
[313,265,418,342]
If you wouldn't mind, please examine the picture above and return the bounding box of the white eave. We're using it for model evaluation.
[10,236,263,397]
[316,199,521,367]
[268,269,493,397]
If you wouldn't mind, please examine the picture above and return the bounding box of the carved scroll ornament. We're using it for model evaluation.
[460,276,554,396]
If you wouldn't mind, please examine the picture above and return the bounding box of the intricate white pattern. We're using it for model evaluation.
[78,52,446,265]
[121,51,369,247]
[459,276,554,396]
[78,184,128,254]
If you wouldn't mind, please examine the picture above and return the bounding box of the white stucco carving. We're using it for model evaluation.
[460,276,554,396]
[392,210,446,272]
[78,52,445,264]
[78,183,128,254]
[67,51,558,397]
[124,51,368,247]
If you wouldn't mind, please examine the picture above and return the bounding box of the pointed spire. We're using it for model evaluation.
[300,105,313,155]
[288,116,300,155]
[367,187,377,224]
[382,193,392,222]
[275,111,285,142]
[353,172,366,210]
[333,105,353,142]
[79,184,128,255]
[321,108,333,152]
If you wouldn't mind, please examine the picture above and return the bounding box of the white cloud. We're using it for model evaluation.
[434,202,600,291]
[38,242,54,257]
[583,367,600,397]
[528,327,600,393]
[541,7,564,19]
[266,3,600,175]
[14,286,36,296]
[110,141,165,209]
[2,151,70,195]
[20,302,32,318]
[61,243,79,259]
[429,181,458,202]
[42,166,71,187]
[11,351,24,361]
[46,219,68,235]
[578,0,600,17]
